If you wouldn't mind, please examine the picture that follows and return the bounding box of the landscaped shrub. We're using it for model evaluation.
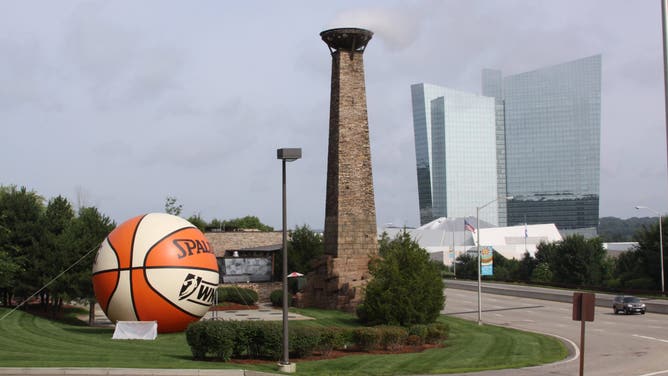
[358,231,445,326]
[406,334,422,346]
[377,325,408,351]
[407,324,428,345]
[223,321,254,358]
[425,322,449,344]
[317,327,348,355]
[352,327,381,351]
[269,289,292,307]
[624,277,656,290]
[290,326,320,358]
[217,286,259,305]
[250,321,283,360]
[185,321,234,361]
[185,321,208,359]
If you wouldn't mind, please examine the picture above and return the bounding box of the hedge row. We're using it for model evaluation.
[269,289,292,307]
[185,320,449,362]
[217,287,259,305]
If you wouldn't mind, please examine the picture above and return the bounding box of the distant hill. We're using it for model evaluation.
[598,216,657,242]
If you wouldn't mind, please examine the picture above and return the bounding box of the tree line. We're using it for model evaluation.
[454,222,666,293]
[0,189,280,313]
[164,196,274,232]
[0,185,114,315]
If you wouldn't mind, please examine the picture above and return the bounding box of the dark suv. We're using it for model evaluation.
[613,295,646,315]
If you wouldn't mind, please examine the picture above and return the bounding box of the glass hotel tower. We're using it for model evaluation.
[412,55,601,230]
[410,84,500,226]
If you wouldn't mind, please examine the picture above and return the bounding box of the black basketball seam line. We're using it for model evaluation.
[185,298,214,307]
[93,265,219,274]
[141,225,197,268]
[130,214,148,321]
[133,216,196,321]
[142,267,205,320]
[140,223,206,319]
[97,237,120,311]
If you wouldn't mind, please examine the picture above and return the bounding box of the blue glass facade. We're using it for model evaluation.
[484,55,601,230]
[411,84,499,226]
[413,55,601,230]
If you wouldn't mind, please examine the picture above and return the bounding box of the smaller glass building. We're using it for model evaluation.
[411,84,499,226]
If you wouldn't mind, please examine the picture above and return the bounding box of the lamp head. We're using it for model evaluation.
[277,148,302,162]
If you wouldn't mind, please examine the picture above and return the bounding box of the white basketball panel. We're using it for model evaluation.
[145,268,219,317]
[106,270,138,322]
[131,213,194,268]
[92,238,119,273]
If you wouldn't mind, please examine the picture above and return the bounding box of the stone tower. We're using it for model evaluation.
[303,28,378,311]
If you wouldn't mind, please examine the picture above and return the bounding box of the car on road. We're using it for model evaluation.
[613,295,646,315]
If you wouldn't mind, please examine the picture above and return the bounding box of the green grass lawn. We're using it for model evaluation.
[0,306,567,375]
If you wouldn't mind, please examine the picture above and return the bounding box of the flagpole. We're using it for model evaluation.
[452,222,456,279]
[524,214,527,254]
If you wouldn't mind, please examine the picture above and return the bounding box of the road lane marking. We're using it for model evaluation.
[633,334,668,344]
[638,370,668,376]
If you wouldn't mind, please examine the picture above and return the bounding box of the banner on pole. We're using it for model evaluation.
[481,246,494,275]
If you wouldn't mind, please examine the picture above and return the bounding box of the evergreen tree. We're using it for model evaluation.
[357,231,444,326]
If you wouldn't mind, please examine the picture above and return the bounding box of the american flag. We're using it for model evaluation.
[464,219,475,233]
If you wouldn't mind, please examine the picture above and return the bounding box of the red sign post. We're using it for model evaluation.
[573,292,595,376]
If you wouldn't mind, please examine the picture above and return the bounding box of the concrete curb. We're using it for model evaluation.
[0,369,279,376]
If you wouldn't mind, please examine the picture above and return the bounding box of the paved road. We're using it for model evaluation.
[442,286,668,376]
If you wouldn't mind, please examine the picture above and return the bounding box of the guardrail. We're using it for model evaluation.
[445,279,668,314]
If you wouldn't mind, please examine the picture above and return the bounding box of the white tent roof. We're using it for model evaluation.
[381,219,563,264]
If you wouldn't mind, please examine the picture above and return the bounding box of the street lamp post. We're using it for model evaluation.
[476,196,512,325]
[635,205,665,294]
[277,148,301,372]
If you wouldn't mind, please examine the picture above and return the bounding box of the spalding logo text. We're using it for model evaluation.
[173,239,213,259]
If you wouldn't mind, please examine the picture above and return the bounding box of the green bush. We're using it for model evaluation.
[290,326,320,358]
[185,321,208,359]
[316,327,348,355]
[625,277,656,290]
[407,324,428,345]
[352,327,381,351]
[251,322,283,360]
[377,325,408,351]
[425,322,449,344]
[269,289,292,307]
[185,321,234,361]
[217,287,259,305]
[221,321,254,358]
[406,334,422,346]
[358,231,445,326]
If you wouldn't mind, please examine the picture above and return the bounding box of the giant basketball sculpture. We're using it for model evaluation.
[92,213,219,333]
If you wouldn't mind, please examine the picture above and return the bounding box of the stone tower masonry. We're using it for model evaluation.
[302,28,378,312]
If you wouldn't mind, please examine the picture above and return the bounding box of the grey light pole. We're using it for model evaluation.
[476,195,513,325]
[277,148,301,372]
[635,205,665,294]
[662,0,668,182]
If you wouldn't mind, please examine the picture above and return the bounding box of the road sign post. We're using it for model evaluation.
[573,292,595,376]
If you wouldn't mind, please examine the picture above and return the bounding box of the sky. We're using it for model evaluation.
[1,0,667,230]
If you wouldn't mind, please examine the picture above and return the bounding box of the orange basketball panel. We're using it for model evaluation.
[107,214,144,269]
[130,269,199,333]
[144,227,218,270]
[92,271,119,313]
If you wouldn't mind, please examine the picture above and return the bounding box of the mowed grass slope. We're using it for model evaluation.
[0,307,567,375]
[0,307,275,372]
[290,308,568,376]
